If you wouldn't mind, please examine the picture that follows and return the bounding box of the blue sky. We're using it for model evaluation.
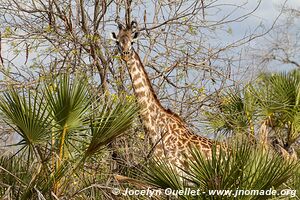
[212,0,298,40]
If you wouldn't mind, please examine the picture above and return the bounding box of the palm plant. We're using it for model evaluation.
[205,87,256,138]
[0,74,138,199]
[285,166,300,199]
[0,86,51,161]
[128,139,299,200]
[252,70,300,150]
[206,70,300,156]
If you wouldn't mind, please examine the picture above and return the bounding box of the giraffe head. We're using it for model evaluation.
[111,20,139,61]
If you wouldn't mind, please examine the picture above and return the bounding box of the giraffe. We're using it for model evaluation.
[111,20,218,169]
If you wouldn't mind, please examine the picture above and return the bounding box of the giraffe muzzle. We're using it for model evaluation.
[122,51,131,55]
[121,51,132,61]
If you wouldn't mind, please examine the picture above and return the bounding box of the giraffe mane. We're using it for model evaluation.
[133,52,186,124]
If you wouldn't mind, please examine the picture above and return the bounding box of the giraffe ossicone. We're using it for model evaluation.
[111,20,220,169]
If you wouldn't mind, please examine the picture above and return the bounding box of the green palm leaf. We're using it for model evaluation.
[185,141,298,199]
[207,70,300,154]
[139,158,183,189]
[44,74,91,131]
[253,70,300,147]
[84,98,138,157]
[0,87,51,148]
[254,72,298,121]
[206,87,256,136]
[129,140,299,200]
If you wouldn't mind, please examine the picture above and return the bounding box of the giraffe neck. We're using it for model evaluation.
[124,50,215,165]
[125,51,166,134]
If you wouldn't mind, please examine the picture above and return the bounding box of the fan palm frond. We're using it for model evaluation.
[0,87,51,150]
[84,98,138,158]
[44,74,91,131]
[130,140,299,200]
[206,87,256,136]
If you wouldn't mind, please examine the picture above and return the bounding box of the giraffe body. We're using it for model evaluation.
[111,21,216,168]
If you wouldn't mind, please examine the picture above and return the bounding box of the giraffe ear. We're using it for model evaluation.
[132,31,139,41]
[131,20,138,29]
[118,23,125,30]
[111,32,117,41]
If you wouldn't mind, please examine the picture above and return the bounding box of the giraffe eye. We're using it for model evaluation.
[116,41,120,45]
[131,42,134,45]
